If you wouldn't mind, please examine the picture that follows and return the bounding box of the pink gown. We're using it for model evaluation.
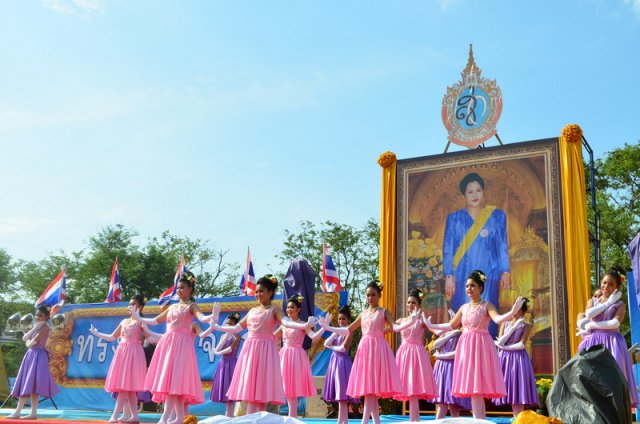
[226,306,285,404]
[145,303,204,404]
[452,302,506,398]
[346,308,402,398]
[394,319,437,401]
[280,326,316,398]
[105,319,147,392]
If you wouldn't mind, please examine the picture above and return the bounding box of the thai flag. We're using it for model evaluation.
[35,269,67,312]
[239,247,256,296]
[322,243,342,292]
[158,256,187,306]
[105,259,123,303]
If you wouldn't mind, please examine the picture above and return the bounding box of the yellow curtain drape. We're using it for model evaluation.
[559,124,591,355]
[378,151,397,346]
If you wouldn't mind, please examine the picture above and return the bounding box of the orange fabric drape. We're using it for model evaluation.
[378,151,397,346]
[559,124,591,355]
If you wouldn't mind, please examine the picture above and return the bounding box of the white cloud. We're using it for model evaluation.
[0,216,60,235]
[439,0,456,11]
[624,0,640,16]
[41,0,106,18]
[0,94,138,131]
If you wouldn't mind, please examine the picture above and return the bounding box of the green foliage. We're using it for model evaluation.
[278,219,379,313]
[0,248,15,292]
[591,141,640,271]
[14,225,241,305]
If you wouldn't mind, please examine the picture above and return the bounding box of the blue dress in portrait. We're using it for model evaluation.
[443,207,509,324]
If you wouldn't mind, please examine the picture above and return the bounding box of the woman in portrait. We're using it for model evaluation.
[443,172,511,334]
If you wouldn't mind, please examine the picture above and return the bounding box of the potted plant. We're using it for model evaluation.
[536,377,553,415]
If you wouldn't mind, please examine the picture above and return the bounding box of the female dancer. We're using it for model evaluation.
[131,271,208,424]
[322,306,357,424]
[392,289,437,422]
[90,294,160,423]
[431,317,471,419]
[209,275,315,415]
[209,312,242,417]
[7,306,59,420]
[319,280,406,424]
[276,294,323,417]
[578,266,638,405]
[425,270,524,419]
[493,298,539,417]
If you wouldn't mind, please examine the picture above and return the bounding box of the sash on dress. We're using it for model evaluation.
[452,205,496,270]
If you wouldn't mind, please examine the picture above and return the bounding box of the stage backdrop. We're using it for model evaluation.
[45,292,347,415]
[396,138,569,374]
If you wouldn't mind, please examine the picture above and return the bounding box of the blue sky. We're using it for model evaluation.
[0,0,639,280]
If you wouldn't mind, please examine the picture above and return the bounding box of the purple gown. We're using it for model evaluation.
[579,300,639,405]
[493,321,539,407]
[210,334,240,403]
[432,333,471,410]
[11,326,59,398]
[322,335,358,403]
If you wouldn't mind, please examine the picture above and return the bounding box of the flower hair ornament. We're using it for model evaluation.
[230,312,241,321]
[620,275,626,284]
[293,294,304,302]
[183,272,197,284]
[473,271,487,283]
[375,280,384,290]
[418,291,425,300]
[266,274,279,286]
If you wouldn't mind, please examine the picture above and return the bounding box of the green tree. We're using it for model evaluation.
[0,248,15,292]
[278,219,380,312]
[141,230,240,299]
[15,226,241,305]
[591,141,640,271]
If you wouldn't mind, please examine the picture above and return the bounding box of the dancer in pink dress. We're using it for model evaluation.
[275,295,323,417]
[131,271,209,424]
[392,289,437,422]
[209,275,315,415]
[319,280,404,424]
[90,294,161,423]
[425,270,523,419]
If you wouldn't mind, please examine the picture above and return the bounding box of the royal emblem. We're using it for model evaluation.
[442,45,502,149]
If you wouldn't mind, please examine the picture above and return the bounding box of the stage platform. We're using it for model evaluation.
[0,408,516,423]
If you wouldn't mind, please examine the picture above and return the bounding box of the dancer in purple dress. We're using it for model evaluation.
[493,298,539,417]
[209,313,242,417]
[431,310,471,419]
[578,266,638,405]
[7,306,59,420]
[322,306,358,424]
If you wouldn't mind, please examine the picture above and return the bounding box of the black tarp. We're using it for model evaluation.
[547,344,632,424]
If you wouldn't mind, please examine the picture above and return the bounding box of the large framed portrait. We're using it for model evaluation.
[396,138,569,373]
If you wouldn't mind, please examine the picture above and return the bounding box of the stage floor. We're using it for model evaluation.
[0,408,515,423]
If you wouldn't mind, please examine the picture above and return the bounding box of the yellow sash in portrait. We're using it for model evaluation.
[452,205,496,270]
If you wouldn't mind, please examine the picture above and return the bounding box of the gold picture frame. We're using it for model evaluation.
[396,138,568,373]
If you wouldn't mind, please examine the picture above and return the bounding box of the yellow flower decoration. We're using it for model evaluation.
[183,415,198,424]
[377,151,397,168]
[561,124,583,144]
